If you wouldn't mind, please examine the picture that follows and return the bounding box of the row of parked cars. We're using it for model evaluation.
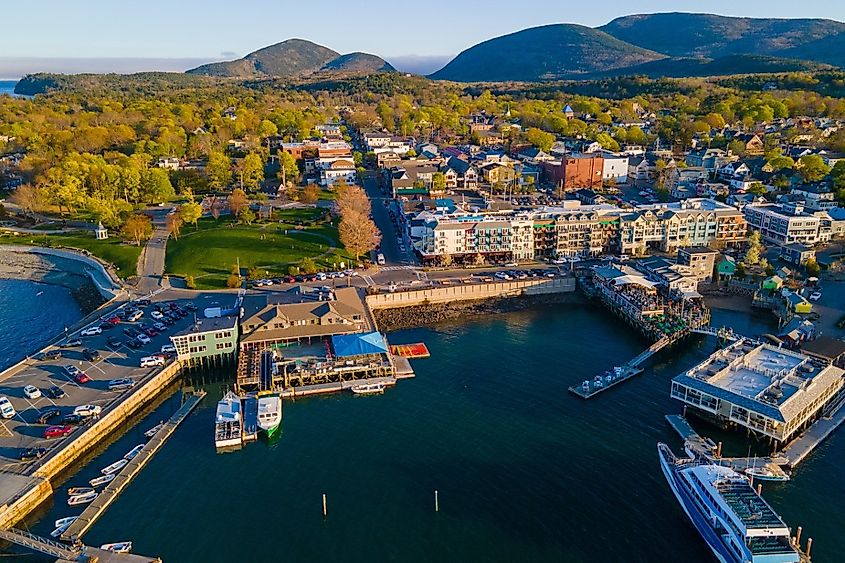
[494,269,559,281]
[252,270,359,287]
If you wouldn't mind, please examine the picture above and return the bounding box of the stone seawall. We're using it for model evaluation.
[0,245,122,312]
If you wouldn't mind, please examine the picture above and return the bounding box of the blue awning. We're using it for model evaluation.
[331,332,389,357]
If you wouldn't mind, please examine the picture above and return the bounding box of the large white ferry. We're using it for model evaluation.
[658,443,802,563]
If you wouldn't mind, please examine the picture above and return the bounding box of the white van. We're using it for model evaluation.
[377,253,386,265]
[0,397,15,419]
[140,356,165,368]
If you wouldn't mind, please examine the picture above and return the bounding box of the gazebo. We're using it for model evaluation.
[94,222,108,240]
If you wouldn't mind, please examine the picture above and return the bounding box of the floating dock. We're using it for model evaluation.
[242,395,258,442]
[62,390,206,542]
[279,376,398,398]
[0,527,160,562]
[779,393,845,468]
[568,366,643,399]
[390,343,430,359]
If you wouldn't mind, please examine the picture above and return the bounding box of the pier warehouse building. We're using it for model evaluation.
[670,338,844,444]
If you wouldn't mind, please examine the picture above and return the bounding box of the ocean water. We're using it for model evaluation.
[0,80,19,97]
[0,278,83,367]
[18,302,843,562]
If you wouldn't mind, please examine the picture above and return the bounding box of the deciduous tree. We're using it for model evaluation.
[178,201,203,229]
[339,210,381,260]
[121,213,153,246]
[228,188,248,217]
[167,213,183,240]
[206,151,232,188]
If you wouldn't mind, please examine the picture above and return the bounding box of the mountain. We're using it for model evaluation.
[600,13,845,64]
[187,39,395,79]
[187,39,340,78]
[594,54,834,79]
[320,52,395,74]
[429,24,665,82]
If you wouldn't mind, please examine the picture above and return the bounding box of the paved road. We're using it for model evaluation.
[361,172,414,266]
[136,207,174,295]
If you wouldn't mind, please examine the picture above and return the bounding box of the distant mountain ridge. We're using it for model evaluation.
[187,39,394,79]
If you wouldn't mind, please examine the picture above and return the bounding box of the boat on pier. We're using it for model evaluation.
[658,443,804,563]
[257,392,282,438]
[351,382,386,395]
[100,541,133,553]
[67,486,94,496]
[215,390,242,449]
[123,444,145,461]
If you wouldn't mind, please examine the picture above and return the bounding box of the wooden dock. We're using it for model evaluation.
[0,527,160,562]
[61,390,206,542]
[279,376,397,398]
[568,366,643,399]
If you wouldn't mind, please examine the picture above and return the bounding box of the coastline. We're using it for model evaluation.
[374,291,589,331]
[0,247,113,313]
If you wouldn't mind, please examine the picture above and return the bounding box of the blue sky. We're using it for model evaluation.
[1,0,843,77]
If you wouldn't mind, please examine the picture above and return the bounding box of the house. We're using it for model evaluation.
[677,247,719,283]
[743,203,825,246]
[627,156,650,181]
[363,131,392,150]
[316,123,342,139]
[599,151,629,184]
[320,160,356,187]
[479,162,516,185]
[442,156,478,189]
[790,185,835,212]
[732,133,765,155]
[780,243,816,266]
[785,292,813,314]
[686,148,737,172]
[667,166,708,189]
[717,255,737,280]
[156,157,180,170]
[517,147,555,165]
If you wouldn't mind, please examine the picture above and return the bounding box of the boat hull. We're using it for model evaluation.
[658,447,735,563]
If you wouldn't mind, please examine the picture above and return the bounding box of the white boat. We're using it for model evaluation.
[54,516,77,529]
[90,473,115,487]
[144,422,164,438]
[123,444,145,461]
[67,486,94,496]
[100,541,132,553]
[658,443,801,563]
[745,465,790,482]
[257,393,282,438]
[215,391,242,449]
[101,458,128,475]
[350,382,386,395]
[68,491,98,506]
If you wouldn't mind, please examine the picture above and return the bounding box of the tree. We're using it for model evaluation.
[525,127,555,152]
[805,257,821,277]
[9,184,43,216]
[206,151,232,188]
[228,188,248,217]
[185,275,196,290]
[277,151,299,187]
[767,156,794,171]
[336,184,370,218]
[240,207,256,225]
[594,132,620,152]
[797,155,830,183]
[121,213,153,246]
[236,153,264,190]
[167,213,183,240]
[300,257,318,274]
[141,168,175,203]
[431,172,446,192]
[301,184,321,205]
[179,201,203,229]
[339,211,381,260]
[745,231,762,265]
[226,274,241,288]
[748,182,767,196]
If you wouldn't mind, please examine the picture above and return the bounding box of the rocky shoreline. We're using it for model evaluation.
[0,249,107,314]
[373,291,590,331]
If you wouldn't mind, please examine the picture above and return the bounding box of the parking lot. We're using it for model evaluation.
[0,296,200,473]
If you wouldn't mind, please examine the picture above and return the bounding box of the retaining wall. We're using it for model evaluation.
[365,277,575,310]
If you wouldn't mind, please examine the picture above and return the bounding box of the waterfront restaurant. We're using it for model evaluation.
[670,338,844,444]
[170,315,239,364]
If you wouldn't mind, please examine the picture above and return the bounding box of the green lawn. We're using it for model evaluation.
[0,231,142,278]
[166,216,350,289]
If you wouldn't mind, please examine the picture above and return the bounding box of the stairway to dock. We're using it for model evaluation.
[0,527,160,562]
[61,390,206,542]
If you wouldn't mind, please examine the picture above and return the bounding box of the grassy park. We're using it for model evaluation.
[0,230,143,278]
[165,209,351,289]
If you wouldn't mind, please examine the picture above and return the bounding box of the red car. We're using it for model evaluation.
[74,372,92,384]
[43,425,73,439]
[105,315,121,325]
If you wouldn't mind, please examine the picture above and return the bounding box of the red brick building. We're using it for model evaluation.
[543,154,604,191]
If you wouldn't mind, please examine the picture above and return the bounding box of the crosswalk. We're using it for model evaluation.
[379,265,418,271]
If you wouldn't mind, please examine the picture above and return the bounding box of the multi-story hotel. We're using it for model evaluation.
[743,202,828,247]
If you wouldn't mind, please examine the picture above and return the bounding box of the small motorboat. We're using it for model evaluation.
[144,422,164,438]
[90,473,115,487]
[745,465,790,482]
[54,516,77,529]
[36,291,44,297]
[67,486,95,496]
[350,382,386,395]
[101,459,128,475]
[100,541,132,553]
[68,491,98,506]
[123,444,145,461]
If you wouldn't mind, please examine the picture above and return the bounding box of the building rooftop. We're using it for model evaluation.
[174,314,238,337]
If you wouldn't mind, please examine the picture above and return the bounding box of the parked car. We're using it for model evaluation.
[140,356,166,368]
[45,386,66,399]
[126,339,142,350]
[83,349,101,362]
[61,413,84,425]
[153,322,167,332]
[150,311,164,320]
[74,371,91,384]
[60,339,82,348]
[810,291,822,301]
[136,334,151,345]
[23,385,41,400]
[18,447,47,461]
[0,397,15,419]
[127,310,144,322]
[63,365,81,377]
[73,404,102,417]
[43,425,73,438]
[124,327,140,337]
[40,350,62,361]
[36,408,61,424]
[160,344,176,354]
[185,303,197,312]
[136,298,151,306]
[144,327,158,337]
[108,378,135,391]
[80,326,102,337]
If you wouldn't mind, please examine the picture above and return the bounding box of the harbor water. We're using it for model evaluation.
[0,80,19,96]
[7,298,844,561]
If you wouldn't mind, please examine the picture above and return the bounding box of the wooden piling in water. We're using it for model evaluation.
[322,493,327,518]
[434,490,439,512]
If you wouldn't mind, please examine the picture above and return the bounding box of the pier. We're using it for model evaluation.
[779,391,845,468]
[568,334,676,399]
[0,527,159,562]
[280,376,398,398]
[61,390,206,542]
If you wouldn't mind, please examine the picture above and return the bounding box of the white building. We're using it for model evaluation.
[743,203,825,246]
[600,151,629,184]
